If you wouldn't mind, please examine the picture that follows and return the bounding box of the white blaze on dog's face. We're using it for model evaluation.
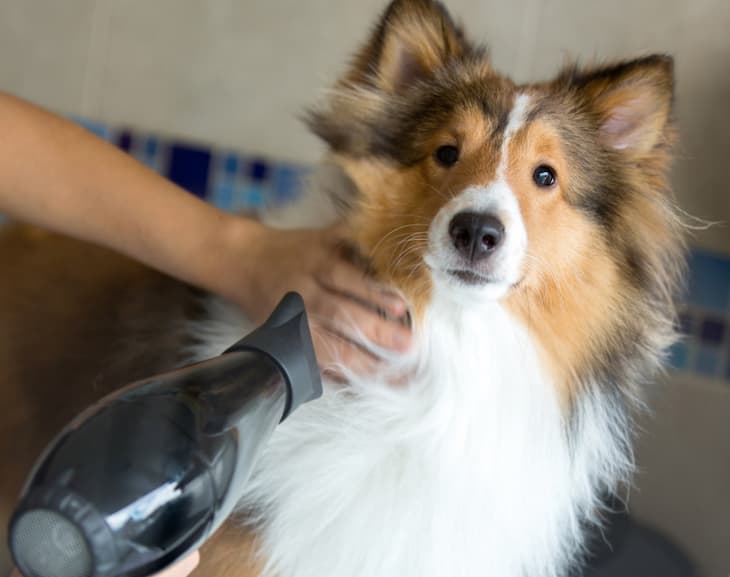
[425,94,532,302]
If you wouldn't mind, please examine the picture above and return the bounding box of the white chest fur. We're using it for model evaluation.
[224,289,616,577]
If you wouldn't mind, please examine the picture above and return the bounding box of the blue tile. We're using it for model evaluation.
[230,185,250,212]
[168,144,212,198]
[248,159,270,182]
[668,341,690,370]
[117,130,133,153]
[271,166,304,205]
[686,249,730,312]
[132,135,166,171]
[694,346,721,377]
[144,137,159,158]
[699,317,726,345]
[211,183,233,210]
[73,117,113,141]
[245,184,265,208]
[677,311,695,336]
[223,153,239,177]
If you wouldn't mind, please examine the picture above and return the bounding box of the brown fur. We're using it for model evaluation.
[0,224,219,570]
[196,521,262,577]
[0,0,686,574]
[311,3,684,410]
[339,104,508,316]
[0,226,273,575]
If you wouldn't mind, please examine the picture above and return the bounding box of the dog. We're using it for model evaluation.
[0,1,685,576]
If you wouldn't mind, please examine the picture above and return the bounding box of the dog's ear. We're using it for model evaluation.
[570,55,674,157]
[308,0,472,157]
[344,0,469,93]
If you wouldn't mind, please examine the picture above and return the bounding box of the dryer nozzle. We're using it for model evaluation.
[9,292,321,577]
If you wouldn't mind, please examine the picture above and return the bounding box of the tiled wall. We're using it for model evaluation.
[73,118,309,215]
[63,120,730,388]
[673,251,730,382]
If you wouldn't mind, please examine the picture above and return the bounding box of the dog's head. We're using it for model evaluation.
[309,0,684,389]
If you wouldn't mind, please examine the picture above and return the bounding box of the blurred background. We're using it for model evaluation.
[0,1,728,575]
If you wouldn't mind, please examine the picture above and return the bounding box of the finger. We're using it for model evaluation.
[315,260,409,321]
[313,294,412,353]
[154,551,200,577]
[311,326,381,379]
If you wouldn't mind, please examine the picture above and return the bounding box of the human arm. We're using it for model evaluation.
[0,92,411,372]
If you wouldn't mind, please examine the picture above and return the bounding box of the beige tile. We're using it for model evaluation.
[0,0,96,114]
[448,0,531,76]
[633,375,730,577]
[669,1,730,254]
[97,0,386,163]
[97,0,529,163]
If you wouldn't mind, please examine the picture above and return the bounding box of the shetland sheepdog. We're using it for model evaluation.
[0,0,685,576]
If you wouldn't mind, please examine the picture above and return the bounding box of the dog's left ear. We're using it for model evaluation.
[308,0,473,156]
[345,0,470,93]
[573,55,674,157]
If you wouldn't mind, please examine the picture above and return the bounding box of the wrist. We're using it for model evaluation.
[205,214,269,311]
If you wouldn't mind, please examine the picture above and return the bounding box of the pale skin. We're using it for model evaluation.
[0,92,412,576]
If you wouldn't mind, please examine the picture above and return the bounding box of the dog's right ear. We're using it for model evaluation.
[344,0,469,93]
[566,55,675,158]
[308,0,471,155]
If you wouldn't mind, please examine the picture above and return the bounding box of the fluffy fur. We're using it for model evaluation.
[231,300,633,577]
[0,1,686,576]
[205,1,684,576]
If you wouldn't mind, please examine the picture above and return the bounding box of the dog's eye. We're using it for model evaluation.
[533,165,556,188]
[434,145,460,167]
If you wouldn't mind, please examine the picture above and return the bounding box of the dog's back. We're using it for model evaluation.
[0,224,213,570]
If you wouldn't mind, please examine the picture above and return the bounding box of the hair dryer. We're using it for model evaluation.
[8,292,321,577]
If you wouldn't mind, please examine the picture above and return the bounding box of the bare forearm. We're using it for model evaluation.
[0,93,413,371]
[0,92,262,299]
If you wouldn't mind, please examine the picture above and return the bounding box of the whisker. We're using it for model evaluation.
[369,225,429,259]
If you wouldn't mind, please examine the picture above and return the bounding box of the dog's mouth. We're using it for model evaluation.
[448,269,494,286]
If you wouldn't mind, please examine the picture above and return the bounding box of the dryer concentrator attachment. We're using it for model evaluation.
[9,292,322,577]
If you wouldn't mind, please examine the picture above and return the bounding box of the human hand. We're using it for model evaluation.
[224,222,413,378]
[152,552,200,577]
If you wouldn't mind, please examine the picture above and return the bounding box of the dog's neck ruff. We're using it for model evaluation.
[232,287,627,577]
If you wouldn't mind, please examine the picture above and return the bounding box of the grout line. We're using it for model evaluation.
[81,0,114,118]
[513,0,545,82]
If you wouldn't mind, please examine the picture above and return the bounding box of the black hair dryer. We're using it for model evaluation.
[8,292,321,577]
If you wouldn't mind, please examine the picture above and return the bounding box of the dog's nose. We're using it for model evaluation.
[448,212,505,261]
